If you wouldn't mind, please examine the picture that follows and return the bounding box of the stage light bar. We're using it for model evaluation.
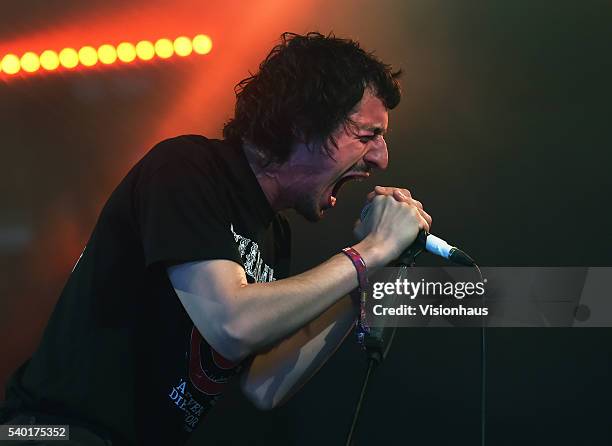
[0,34,212,76]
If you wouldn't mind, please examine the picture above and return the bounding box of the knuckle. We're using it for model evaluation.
[373,194,386,204]
[381,194,393,204]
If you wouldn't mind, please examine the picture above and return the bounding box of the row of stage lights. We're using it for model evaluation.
[0,34,212,76]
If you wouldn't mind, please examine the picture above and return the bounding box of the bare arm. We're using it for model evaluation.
[239,294,358,410]
[168,238,378,363]
[168,193,429,364]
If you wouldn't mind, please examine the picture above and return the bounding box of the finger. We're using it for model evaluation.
[392,191,422,220]
[399,188,412,199]
[419,208,432,228]
[406,204,430,233]
[393,189,415,204]
[380,186,412,198]
[393,189,407,201]
[367,186,394,202]
[417,213,431,233]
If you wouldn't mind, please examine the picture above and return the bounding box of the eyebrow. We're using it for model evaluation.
[359,125,387,136]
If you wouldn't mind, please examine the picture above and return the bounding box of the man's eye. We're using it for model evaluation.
[358,135,375,143]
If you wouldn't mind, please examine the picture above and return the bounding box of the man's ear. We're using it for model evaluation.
[242,139,278,172]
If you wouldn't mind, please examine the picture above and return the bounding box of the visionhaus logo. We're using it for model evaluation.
[374,303,489,317]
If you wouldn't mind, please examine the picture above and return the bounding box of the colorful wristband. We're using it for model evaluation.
[341,247,368,290]
[341,247,371,346]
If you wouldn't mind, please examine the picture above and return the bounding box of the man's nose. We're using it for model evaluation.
[364,138,389,170]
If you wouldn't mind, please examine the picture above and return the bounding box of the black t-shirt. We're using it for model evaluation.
[4,136,291,445]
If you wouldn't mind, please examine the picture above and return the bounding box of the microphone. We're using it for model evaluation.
[360,202,475,266]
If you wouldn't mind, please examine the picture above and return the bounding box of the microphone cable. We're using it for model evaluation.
[344,266,404,446]
[475,263,487,446]
[345,258,487,446]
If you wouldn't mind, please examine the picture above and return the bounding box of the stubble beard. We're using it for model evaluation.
[293,188,324,223]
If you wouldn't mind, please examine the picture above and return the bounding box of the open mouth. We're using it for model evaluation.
[329,173,369,207]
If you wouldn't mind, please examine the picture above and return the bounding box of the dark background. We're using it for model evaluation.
[1,1,611,445]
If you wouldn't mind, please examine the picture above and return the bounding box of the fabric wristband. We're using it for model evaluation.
[341,247,371,346]
[341,247,368,290]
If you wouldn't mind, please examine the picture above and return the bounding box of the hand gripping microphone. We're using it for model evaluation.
[360,202,475,266]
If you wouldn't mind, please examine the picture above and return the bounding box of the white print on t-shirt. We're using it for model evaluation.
[230,224,276,283]
[168,378,207,432]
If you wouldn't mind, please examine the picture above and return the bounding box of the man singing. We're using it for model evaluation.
[1,32,431,445]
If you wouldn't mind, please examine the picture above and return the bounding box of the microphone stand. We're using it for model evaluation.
[344,236,425,446]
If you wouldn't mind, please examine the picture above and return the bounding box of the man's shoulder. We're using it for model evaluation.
[146,134,221,161]
[137,135,236,176]
[155,134,218,149]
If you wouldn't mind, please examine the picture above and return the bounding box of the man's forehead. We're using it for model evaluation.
[347,90,389,133]
[351,98,388,130]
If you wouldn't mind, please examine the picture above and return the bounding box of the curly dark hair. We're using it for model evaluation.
[223,32,401,163]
